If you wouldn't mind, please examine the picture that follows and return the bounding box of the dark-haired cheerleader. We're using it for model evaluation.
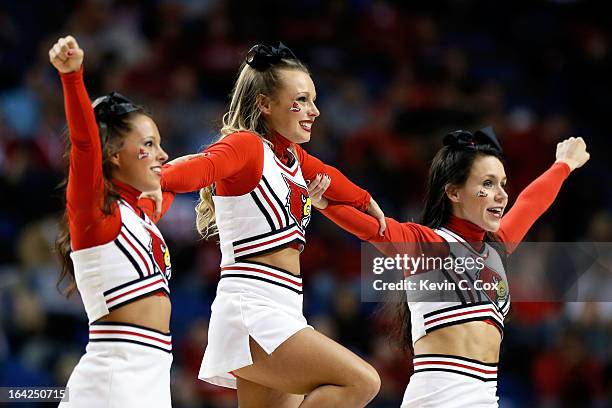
[50,35,176,407]
[309,128,590,407]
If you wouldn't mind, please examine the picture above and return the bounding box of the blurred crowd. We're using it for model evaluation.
[1,0,612,406]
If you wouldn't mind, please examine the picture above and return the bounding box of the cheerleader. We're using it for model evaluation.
[308,128,590,407]
[158,42,382,407]
[50,36,175,407]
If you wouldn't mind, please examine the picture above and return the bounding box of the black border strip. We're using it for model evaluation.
[413,368,496,382]
[234,233,306,259]
[103,273,164,296]
[234,238,305,262]
[122,223,148,253]
[220,274,303,294]
[250,191,276,230]
[234,260,302,278]
[89,338,171,353]
[414,353,499,367]
[500,297,511,315]
[114,239,144,278]
[106,288,170,311]
[425,316,504,334]
[122,224,158,276]
[423,301,495,319]
[90,321,171,336]
[233,223,296,246]
[261,175,290,226]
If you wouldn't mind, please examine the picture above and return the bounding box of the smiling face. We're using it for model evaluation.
[446,155,508,232]
[110,114,168,192]
[261,69,320,144]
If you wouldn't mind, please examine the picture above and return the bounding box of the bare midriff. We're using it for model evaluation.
[414,321,502,363]
[232,246,502,363]
[246,246,301,275]
[96,292,171,333]
[94,246,301,332]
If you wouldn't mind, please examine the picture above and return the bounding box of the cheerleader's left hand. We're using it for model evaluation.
[555,136,590,171]
[139,188,164,220]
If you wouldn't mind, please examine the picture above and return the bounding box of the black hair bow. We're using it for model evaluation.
[245,41,297,71]
[92,92,140,123]
[443,126,503,153]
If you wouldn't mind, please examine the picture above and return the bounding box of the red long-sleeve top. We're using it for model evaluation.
[61,66,173,250]
[160,131,371,209]
[320,162,571,253]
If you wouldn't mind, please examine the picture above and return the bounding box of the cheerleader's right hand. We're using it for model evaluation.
[48,35,84,74]
[307,173,331,209]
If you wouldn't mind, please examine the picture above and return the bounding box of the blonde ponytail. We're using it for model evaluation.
[195,186,217,238]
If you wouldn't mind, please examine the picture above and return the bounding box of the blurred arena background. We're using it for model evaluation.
[1,0,612,406]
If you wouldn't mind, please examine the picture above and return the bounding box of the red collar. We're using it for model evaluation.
[267,130,293,160]
[445,215,486,243]
[112,179,141,212]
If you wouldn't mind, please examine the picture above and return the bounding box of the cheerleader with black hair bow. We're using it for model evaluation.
[157,42,383,407]
[309,127,590,407]
[50,35,177,407]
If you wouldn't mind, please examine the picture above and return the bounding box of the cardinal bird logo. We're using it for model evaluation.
[476,265,507,303]
[146,228,172,279]
[282,175,312,230]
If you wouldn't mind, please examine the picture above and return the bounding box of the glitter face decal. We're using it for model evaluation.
[476,188,488,197]
[289,101,301,112]
[138,148,150,160]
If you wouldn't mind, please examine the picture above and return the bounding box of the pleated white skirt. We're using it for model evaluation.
[59,322,172,407]
[199,261,311,389]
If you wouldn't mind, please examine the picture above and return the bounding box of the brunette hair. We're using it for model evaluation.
[56,93,148,296]
[391,129,506,352]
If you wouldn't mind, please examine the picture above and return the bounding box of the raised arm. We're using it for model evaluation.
[61,67,105,211]
[55,44,103,209]
[50,36,119,249]
[498,137,590,252]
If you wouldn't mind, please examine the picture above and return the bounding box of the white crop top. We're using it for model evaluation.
[407,227,511,345]
[70,201,171,323]
[214,139,312,266]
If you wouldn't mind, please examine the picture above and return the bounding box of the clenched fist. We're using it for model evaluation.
[48,35,84,74]
[555,137,590,172]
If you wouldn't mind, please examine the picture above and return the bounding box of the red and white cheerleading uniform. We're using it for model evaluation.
[71,199,172,322]
[214,138,312,265]
[160,130,371,388]
[319,162,571,408]
[407,225,511,344]
[58,67,174,408]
